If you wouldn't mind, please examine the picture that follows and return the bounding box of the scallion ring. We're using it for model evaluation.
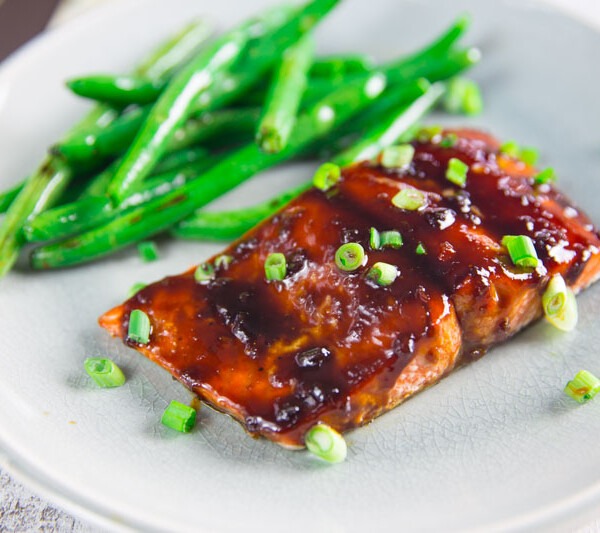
[195,263,215,282]
[380,144,415,170]
[313,162,341,191]
[502,235,539,268]
[392,188,425,211]
[305,423,347,463]
[264,252,287,281]
[367,262,398,286]
[542,273,577,331]
[84,357,126,388]
[127,309,151,344]
[335,243,365,271]
[564,370,600,404]
[161,400,197,433]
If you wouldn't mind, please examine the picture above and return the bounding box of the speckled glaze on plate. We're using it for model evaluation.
[1,0,600,531]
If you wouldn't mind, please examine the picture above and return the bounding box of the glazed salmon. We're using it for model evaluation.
[100,129,600,448]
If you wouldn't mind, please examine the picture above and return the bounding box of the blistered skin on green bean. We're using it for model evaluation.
[0,19,217,279]
[256,34,315,153]
[31,71,387,269]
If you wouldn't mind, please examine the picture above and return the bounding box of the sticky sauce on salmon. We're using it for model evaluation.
[100,129,600,447]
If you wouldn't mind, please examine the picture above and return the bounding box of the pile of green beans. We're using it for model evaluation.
[0,0,481,276]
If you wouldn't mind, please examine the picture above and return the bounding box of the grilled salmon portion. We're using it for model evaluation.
[100,129,600,448]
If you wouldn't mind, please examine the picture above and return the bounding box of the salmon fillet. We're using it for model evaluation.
[100,129,600,448]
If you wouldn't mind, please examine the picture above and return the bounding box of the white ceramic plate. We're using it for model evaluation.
[2,0,600,531]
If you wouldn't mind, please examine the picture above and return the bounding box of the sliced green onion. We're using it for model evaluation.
[335,243,365,272]
[443,78,483,116]
[500,141,540,166]
[440,133,458,148]
[542,274,578,331]
[446,157,469,187]
[416,125,443,143]
[313,162,341,191]
[367,262,399,286]
[215,254,233,270]
[127,282,147,299]
[369,228,381,250]
[500,140,520,158]
[502,235,539,268]
[127,309,151,344]
[534,167,556,185]
[392,188,425,211]
[305,423,347,463]
[380,144,415,170]
[416,243,427,255]
[194,263,215,282]
[137,241,159,262]
[520,147,539,166]
[264,252,287,281]
[84,357,126,388]
[161,400,197,433]
[380,230,403,249]
[564,370,600,404]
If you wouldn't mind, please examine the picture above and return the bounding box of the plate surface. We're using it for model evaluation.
[1,0,600,531]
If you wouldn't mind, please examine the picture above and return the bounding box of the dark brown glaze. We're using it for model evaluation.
[341,130,600,350]
[100,129,600,448]
[101,188,461,447]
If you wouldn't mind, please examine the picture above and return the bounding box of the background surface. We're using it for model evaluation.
[0,0,600,531]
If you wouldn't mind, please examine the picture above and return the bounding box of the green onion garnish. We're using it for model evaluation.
[380,144,415,170]
[564,370,600,404]
[542,274,578,331]
[500,140,520,158]
[380,230,403,249]
[161,400,197,433]
[520,147,539,166]
[392,188,425,211]
[416,243,427,255]
[313,162,341,191]
[417,125,443,143]
[194,263,215,282]
[446,157,469,187]
[264,252,287,281]
[534,167,556,185]
[443,78,483,116]
[335,243,365,271]
[137,241,159,262]
[84,357,126,388]
[127,309,151,344]
[127,282,146,298]
[440,133,458,148]
[369,228,381,250]
[500,141,540,166]
[305,423,347,463]
[215,254,233,270]
[367,262,399,286]
[502,235,539,268]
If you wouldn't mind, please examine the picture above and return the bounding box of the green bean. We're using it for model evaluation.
[54,1,337,166]
[31,70,388,269]
[67,75,163,106]
[333,82,445,166]
[0,182,23,214]
[64,54,371,108]
[256,34,315,153]
[23,154,220,244]
[0,21,213,278]
[56,106,260,164]
[172,82,443,242]
[77,146,210,200]
[309,55,373,78]
[106,28,252,202]
[172,183,310,241]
